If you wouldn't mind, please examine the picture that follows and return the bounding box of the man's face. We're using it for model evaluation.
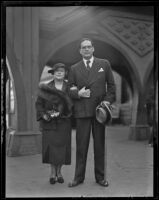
[80,40,94,59]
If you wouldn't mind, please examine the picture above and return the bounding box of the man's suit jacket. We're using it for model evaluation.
[68,57,116,118]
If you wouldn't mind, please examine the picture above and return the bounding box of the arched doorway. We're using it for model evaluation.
[43,38,141,125]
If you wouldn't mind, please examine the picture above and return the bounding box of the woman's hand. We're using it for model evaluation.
[47,110,60,118]
[52,111,60,117]
[43,114,51,121]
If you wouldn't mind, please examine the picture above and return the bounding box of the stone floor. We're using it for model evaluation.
[5,126,153,197]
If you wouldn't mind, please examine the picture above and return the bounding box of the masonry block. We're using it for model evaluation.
[129,125,150,140]
[6,130,42,156]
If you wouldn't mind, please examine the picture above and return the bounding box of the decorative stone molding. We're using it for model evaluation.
[40,6,94,39]
[40,8,153,58]
[100,14,153,57]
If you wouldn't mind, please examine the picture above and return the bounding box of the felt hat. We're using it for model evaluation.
[96,102,112,124]
[48,63,67,74]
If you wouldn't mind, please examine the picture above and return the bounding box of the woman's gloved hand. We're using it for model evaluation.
[47,110,60,118]
[43,113,51,121]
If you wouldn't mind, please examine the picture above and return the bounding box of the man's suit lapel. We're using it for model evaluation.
[77,58,103,87]
[87,57,101,86]
[78,60,90,82]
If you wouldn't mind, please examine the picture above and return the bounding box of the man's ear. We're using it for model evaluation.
[79,49,82,55]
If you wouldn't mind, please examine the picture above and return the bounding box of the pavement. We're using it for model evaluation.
[6,126,153,197]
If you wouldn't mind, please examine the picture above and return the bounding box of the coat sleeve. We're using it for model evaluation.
[35,96,46,121]
[68,66,80,100]
[104,60,116,104]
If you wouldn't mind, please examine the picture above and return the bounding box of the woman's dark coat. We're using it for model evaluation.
[35,80,73,165]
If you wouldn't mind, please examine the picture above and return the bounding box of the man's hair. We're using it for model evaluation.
[79,37,94,48]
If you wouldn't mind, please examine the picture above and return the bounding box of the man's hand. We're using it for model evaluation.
[70,85,78,90]
[101,101,114,110]
[101,101,110,107]
[78,86,91,98]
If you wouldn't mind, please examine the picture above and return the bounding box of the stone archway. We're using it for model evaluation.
[42,39,140,93]
[39,8,153,139]
[42,34,142,126]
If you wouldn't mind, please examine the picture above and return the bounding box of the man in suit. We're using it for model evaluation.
[68,38,116,187]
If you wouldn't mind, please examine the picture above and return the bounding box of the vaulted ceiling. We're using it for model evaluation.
[39,6,100,39]
[38,6,154,70]
[39,6,154,40]
[5,5,155,101]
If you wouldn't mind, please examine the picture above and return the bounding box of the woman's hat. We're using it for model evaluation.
[48,63,67,74]
[96,102,112,124]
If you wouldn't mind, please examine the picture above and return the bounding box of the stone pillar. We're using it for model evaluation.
[129,92,150,140]
[6,7,41,156]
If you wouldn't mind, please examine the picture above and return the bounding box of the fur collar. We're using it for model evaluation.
[37,81,73,113]
[38,81,68,99]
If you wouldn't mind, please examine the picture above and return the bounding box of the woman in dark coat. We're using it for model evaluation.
[35,63,73,184]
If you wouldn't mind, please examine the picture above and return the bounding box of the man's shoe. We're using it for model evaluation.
[96,180,109,187]
[68,180,84,187]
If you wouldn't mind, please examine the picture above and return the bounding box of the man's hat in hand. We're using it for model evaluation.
[96,101,112,124]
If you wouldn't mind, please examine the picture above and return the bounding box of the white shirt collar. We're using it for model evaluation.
[83,56,94,68]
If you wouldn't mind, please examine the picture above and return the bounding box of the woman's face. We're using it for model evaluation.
[53,67,65,80]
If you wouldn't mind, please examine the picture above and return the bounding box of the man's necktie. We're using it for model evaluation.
[86,60,91,72]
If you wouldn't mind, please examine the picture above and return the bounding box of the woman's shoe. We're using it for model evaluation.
[57,175,64,183]
[49,177,56,184]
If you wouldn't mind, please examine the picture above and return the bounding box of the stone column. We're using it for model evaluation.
[129,91,150,140]
[6,7,41,156]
